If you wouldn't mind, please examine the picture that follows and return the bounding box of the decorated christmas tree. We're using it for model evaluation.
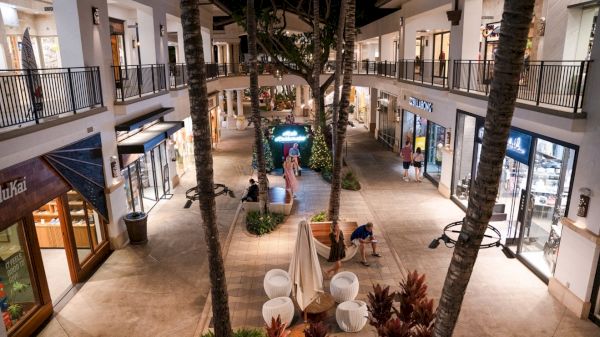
[309,128,332,172]
[252,131,274,172]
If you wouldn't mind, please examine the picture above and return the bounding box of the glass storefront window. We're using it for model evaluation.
[0,222,39,332]
[415,116,427,153]
[377,93,397,149]
[67,191,106,264]
[452,113,477,207]
[123,164,143,213]
[402,110,414,145]
[426,123,446,182]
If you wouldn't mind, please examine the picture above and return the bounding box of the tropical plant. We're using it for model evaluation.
[341,171,361,191]
[309,128,332,172]
[180,1,232,336]
[246,211,285,235]
[433,1,536,336]
[303,321,328,337]
[367,284,395,334]
[7,304,23,320]
[202,328,266,337]
[310,210,328,223]
[248,0,269,214]
[266,315,290,337]
[328,0,356,225]
[252,131,274,172]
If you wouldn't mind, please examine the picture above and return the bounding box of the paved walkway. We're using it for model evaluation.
[37,125,600,337]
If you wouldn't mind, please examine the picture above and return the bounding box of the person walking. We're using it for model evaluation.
[326,223,346,278]
[283,156,299,197]
[350,222,381,266]
[288,143,301,175]
[401,140,413,181]
[413,147,425,182]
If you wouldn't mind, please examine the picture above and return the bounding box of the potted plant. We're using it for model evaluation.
[124,211,148,244]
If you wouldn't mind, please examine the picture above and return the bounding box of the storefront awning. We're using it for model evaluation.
[115,107,174,132]
[117,121,183,154]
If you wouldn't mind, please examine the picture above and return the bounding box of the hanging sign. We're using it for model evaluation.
[477,125,531,164]
[0,178,27,205]
[408,97,433,113]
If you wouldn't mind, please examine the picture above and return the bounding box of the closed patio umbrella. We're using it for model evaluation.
[21,28,43,119]
[288,220,323,311]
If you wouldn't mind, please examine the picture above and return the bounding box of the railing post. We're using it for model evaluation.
[137,65,142,98]
[467,60,471,92]
[119,67,125,101]
[573,61,586,113]
[97,66,104,107]
[25,69,40,124]
[151,64,156,93]
[67,68,77,113]
[367,61,370,75]
[535,61,545,106]
[384,61,387,76]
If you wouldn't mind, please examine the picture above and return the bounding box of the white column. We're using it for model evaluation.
[226,90,236,129]
[294,86,302,115]
[236,89,244,116]
[303,85,310,108]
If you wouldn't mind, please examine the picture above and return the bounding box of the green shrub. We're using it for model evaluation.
[321,168,332,183]
[246,210,285,235]
[311,210,329,223]
[202,328,265,337]
[342,171,361,191]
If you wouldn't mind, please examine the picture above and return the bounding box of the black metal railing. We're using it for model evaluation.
[452,60,590,113]
[398,60,449,88]
[113,64,167,101]
[169,63,187,89]
[0,67,103,128]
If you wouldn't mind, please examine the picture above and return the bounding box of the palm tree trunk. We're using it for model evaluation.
[248,0,268,213]
[433,1,535,336]
[179,1,232,336]
[328,0,355,225]
[312,0,323,129]
[331,0,347,162]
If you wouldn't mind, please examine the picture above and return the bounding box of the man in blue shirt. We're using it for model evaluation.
[350,222,381,266]
[288,143,301,175]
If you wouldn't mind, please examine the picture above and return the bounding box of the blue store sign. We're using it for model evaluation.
[477,125,531,165]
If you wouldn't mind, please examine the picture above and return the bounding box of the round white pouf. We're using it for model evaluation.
[336,300,368,333]
[263,269,292,299]
[262,297,294,327]
[330,271,359,303]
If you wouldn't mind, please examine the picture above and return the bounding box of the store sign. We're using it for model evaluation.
[408,97,433,113]
[0,177,27,205]
[478,126,531,164]
[274,130,307,143]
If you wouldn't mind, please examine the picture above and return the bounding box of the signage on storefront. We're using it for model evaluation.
[0,177,27,205]
[408,97,433,113]
[274,130,307,143]
[477,126,531,164]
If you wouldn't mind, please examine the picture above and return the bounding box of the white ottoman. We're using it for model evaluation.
[336,300,368,332]
[262,297,294,327]
[330,271,359,303]
[263,269,292,299]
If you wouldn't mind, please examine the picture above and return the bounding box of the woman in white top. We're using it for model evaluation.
[413,147,425,182]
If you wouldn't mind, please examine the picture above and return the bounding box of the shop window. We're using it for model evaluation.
[0,222,39,332]
[452,113,477,207]
[425,123,446,182]
[123,164,143,213]
[377,93,397,150]
[67,191,106,264]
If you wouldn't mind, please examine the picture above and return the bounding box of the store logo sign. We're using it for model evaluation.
[408,97,433,113]
[274,130,307,143]
[0,177,27,204]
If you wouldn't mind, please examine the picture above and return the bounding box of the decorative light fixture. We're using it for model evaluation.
[160,24,165,37]
[429,220,514,258]
[92,7,100,25]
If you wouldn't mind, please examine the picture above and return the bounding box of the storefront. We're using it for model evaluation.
[0,134,111,337]
[353,86,371,125]
[452,110,577,281]
[377,91,398,150]
[399,96,447,184]
[116,108,183,213]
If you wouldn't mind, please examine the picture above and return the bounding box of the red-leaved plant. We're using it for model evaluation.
[266,315,290,337]
[367,271,436,337]
[303,321,328,337]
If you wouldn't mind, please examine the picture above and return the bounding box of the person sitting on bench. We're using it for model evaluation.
[241,179,259,202]
[350,222,381,266]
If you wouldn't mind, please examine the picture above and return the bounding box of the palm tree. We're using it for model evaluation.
[432,1,536,336]
[331,0,347,160]
[179,1,232,336]
[248,0,269,213]
[328,0,355,224]
[312,0,323,129]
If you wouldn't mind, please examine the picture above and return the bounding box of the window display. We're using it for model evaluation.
[0,222,38,333]
[452,113,477,207]
[425,123,446,182]
[377,92,397,150]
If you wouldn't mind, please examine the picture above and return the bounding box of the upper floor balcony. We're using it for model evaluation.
[0,67,103,131]
[112,64,168,103]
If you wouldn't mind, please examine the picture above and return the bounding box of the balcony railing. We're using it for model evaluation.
[398,60,449,88]
[0,67,103,129]
[112,64,167,102]
[169,63,188,89]
[452,60,590,113]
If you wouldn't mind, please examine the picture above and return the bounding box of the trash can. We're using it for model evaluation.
[124,212,148,244]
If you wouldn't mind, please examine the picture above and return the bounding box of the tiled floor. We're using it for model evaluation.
[37,125,600,337]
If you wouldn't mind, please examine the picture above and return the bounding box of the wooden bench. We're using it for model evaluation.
[310,221,358,247]
[243,187,294,215]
